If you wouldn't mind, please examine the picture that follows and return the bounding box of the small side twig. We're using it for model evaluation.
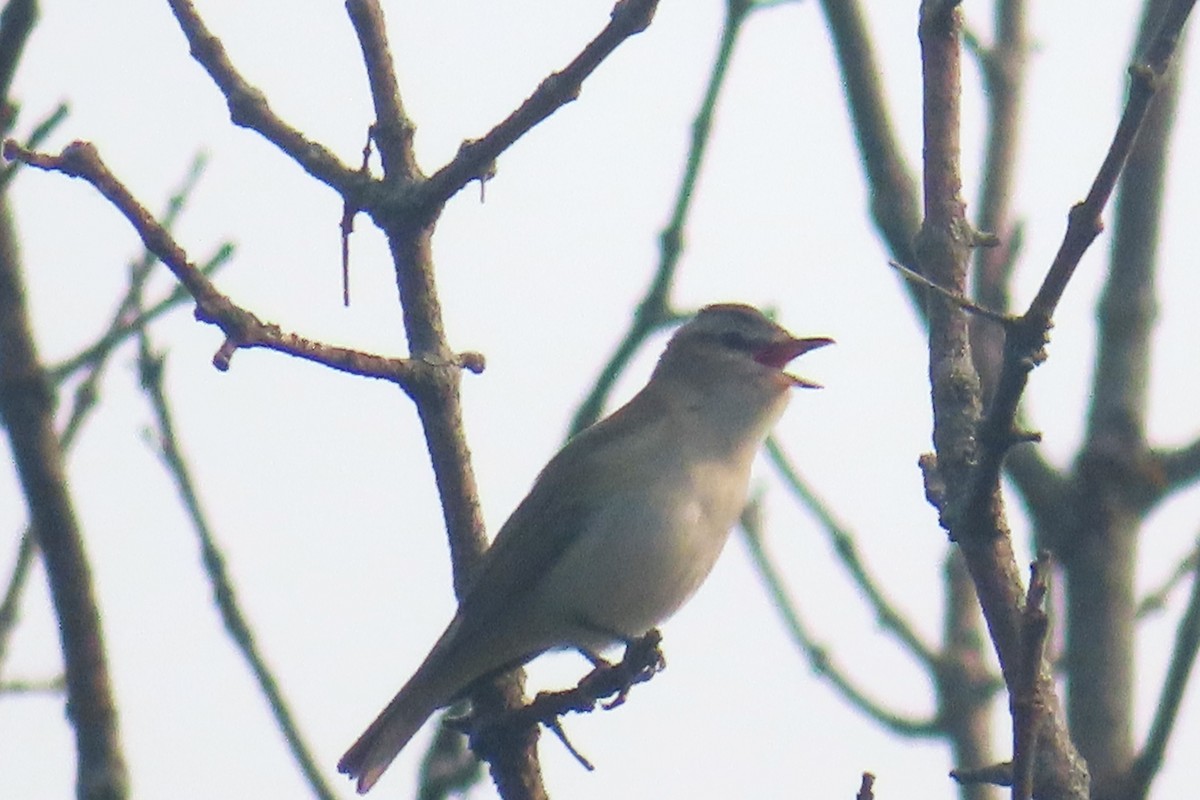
[856,772,876,800]
[0,102,68,192]
[766,438,940,669]
[164,0,362,194]
[960,0,1197,534]
[0,528,36,677]
[136,336,338,800]
[48,246,232,383]
[420,0,661,209]
[1128,529,1200,799]
[568,0,754,434]
[1138,538,1200,618]
[740,497,939,737]
[889,260,1014,326]
[2,140,484,391]
[0,675,66,695]
[1152,437,1200,498]
[1011,554,1052,800]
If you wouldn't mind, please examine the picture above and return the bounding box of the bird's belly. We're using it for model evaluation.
[537,470,745,649]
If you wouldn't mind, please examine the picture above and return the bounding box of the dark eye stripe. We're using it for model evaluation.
[717,330,755,351]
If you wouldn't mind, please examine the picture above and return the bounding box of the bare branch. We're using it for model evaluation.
[1127,530,1200,799]
[48,246,232,383]
[817,0,922,286]
[47,152,231,383]
[1152,437,1200,496]
[916,2,1089,797]
[740,500,938,738]
[420,0,661,210]
[136,338,338,800]
[0,0,37,103]
[2,140,484,390]
[856,772,876,800]
[1011,555,1052,800]
[963,0,1197,534]
[0,674,65,695]
[0,529,35,678]
[569,0,751,434]
[0,102,68,192]
[889,259,1014,326]
[766,438,939,668]
[967,0,1029,401]
[940,551,1003,797]
[163,0,363,194]
[344,0,420,182]
[1138,541,1200,618]
[0,155,128,800]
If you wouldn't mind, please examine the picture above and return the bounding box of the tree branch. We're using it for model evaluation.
[2,141,484,390]
[136,337,338,800]
[766,438,939,668]
[0,160,128,800]
[740,500,939,738]
[1151,437,1200,496]
[569,0,751,434]
[1128,530,1200,799]
[916,3,1088,798]
[963,0,1196,534]
[967,0,1029,402]
[163,0,364,195]
[1011,555,1052,800]
[419,0,661,210]
[817,0,922,288]
[0,0,37,104]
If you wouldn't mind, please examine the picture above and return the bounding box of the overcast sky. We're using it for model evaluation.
[3,2,1198,798]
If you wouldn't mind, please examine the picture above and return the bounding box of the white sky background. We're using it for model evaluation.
[2,1,1199,798]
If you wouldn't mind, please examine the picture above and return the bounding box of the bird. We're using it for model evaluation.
[338,303,832,793]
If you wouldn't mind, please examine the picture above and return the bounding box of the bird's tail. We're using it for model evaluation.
[338,682,440,794]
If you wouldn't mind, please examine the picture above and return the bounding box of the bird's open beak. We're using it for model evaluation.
[754,336,834,388]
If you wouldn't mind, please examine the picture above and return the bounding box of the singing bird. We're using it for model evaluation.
[339,303,832,792]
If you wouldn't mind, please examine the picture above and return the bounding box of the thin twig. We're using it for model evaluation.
[164,0,362,194]
[766,437,940,668]
[740,500,938,737]
[49,248,232,383]
[962,0,1197,534]
[135,339,338,800]
[0,529,36,678]
[1137,541,1200,618]
[0,675,66,695]
[1011,554,1051,800]
[855,772,876,800]
[420,0,661,210]
[47,152,228,383]
[0,102,68,192]
[1128,530,1200,799]
[568,0,752,434]
[3,140,485,389]
[889,260,1013,326]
